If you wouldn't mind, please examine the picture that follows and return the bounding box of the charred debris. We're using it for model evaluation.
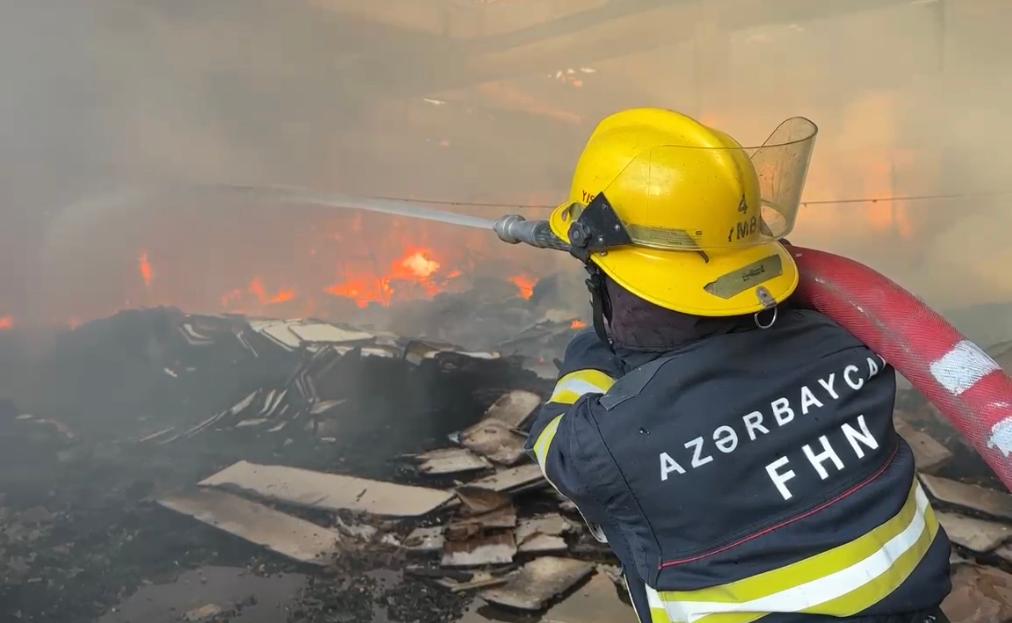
[0,308,1010,622]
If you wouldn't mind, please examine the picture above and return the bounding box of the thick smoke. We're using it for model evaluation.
[1,0,1010,339]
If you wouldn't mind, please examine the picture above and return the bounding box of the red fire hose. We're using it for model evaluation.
[790,246,1012,491]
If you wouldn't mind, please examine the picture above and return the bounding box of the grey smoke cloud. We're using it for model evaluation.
[2,0,1010,329]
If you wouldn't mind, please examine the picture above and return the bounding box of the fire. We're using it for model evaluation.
[798,93,917,242]
[325,247,443,309]
[248,277,296,305]
[402,250,440,279]
[138,251,154,288]
[219,278,296,312]
[274,289,296,304]
[570,319,587,330]
[325,277,394,309]
[509,275,536,300]
[0,315,12,331]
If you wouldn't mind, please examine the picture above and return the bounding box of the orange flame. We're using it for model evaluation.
[325,277,394,309]
[0,315,12,331]
[138,251,154,288]
[248,277,296,305]
[402,250,440,279]
[509,275,536,300]
[796,94,917,242]
[325,247,442,309]
[570,319,587,330]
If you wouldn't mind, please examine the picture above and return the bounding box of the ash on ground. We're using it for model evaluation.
[0,307,1010,623]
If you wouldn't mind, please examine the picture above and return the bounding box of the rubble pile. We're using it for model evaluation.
[0,307,1011,622]
[156,387,636,621]
[6,308,554,478]
[931,470,1012,622]
[0,308,553,622]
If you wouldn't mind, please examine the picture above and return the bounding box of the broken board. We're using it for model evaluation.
[249,320,302,350]
[515,514,574,541]
[158,489,340,565]
[442,533,517,567]
[516,513,575,553]
[455,486,511,514]
[942,563,1012,622]
[450,505,517,537]
[415,448,492,475]
[436,571,508,592]
[920,474,1012,520]
[468,464,544,493]
[460,418,527,465]
[483,390,542,428]
[287,323,373,344]
[402,526,446,553]
[518,534,568,553]
[937,511,1012,552]
[199,461,454,517]
[481,557,594,610]
[542,572,631,623]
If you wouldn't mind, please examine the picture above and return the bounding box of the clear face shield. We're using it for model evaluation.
[559,117,818,257]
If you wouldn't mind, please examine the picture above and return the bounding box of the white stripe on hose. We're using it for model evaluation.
[659,487,931,622]
[929,340,1001,396]
[989,417,1012,457]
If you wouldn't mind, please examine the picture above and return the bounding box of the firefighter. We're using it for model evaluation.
[525,108,952,623]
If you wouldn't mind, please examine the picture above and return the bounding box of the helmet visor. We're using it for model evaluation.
[751,117,819,243]
[560,117,817,251]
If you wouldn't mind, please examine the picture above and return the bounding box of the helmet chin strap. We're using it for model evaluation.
[584,263,614,347]
[564,193,630,349]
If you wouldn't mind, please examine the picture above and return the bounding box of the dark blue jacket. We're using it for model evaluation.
[525,309,950,623]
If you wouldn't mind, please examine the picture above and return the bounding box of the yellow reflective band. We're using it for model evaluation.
[533,414,563,474]
[665,480,923,604]
[650,607,675,623]
[799,502,938,618]
[530,367,616,480]
[549,369,616,405]
[652,480,937,623]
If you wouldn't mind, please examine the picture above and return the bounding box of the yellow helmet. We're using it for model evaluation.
[549,108,817,317]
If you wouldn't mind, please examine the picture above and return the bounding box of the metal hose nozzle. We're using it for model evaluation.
[493,215,570,251]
